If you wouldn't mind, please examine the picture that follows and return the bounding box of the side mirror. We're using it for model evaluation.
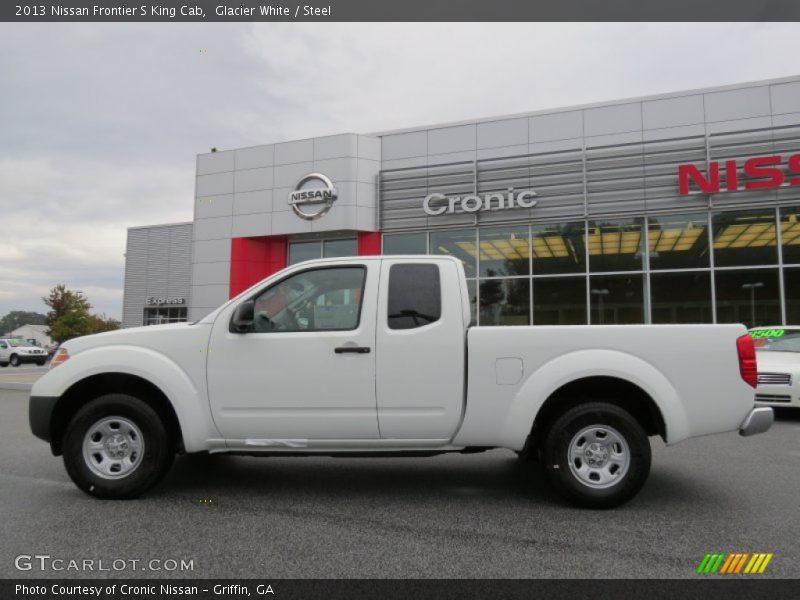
[230,300,255,333]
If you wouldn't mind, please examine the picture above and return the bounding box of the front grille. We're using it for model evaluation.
[755,393,792,403]
[757,372,792,386]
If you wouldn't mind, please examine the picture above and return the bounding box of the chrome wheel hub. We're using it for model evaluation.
[568,425,630,489]
[82,417,144,480]
[584,442,610,467]
[104,434,130,459]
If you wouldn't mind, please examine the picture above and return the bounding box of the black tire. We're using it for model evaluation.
[9,354,20,367]
[515,446,538,463]
[62,393,174,499]
[35,359,46,366]
[542,402,651,509]
[0,362,7,368]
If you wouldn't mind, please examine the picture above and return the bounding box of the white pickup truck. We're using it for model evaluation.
[29,256,773,507]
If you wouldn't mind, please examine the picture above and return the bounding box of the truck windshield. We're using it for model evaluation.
[6,339,34,347]
[750,329,800,352]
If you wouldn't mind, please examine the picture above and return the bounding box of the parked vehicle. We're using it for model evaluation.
[29,256,772,507]
[0,337,48,367]
[748,326,800,410]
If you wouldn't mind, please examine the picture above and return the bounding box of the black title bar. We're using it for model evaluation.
[4,579,800,600]
[2,0,800,22]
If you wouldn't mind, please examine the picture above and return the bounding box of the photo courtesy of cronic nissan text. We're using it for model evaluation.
[0,2,799,599]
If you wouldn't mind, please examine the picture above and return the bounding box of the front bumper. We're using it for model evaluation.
[739,407,774,437]
[15,353,48,364]
[29,395,58,442]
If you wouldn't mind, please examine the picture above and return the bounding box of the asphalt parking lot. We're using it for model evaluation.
[0,365,49,390]
[0,386,798,579]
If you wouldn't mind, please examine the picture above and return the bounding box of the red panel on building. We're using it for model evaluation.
[229,236,287,298]
[357,231,381,256]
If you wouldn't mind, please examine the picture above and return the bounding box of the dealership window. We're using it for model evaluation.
[714,268,780,328]
[429,229,477,278]
[586,218,644,273]
[466,279,477,326]
[288,238,357,266]
[479,278,530,326]
[478,226,530,278]
[288,241,320,265]
[252,267,365,333]
[783,268,800,324]
[383,232,427,255]
[648,213,710,270]
[143,307,187,326]
[712,208,777,267]
[533,276,587,325]
[323,238,357,258]
[589,274,644,324]
[532,221,587,275]
[650,272,713,324]
[779,206,800,265]
[387,264,441,330]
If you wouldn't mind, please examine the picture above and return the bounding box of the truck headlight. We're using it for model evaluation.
[50,348,69,369]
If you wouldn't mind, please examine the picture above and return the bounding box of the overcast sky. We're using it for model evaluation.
[1,22,800,320]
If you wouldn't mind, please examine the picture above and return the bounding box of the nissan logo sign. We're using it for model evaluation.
[288,173,338,220]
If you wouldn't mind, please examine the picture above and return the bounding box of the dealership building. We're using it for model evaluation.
[122,75,800,329]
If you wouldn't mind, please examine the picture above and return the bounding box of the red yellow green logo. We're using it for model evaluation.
[697,552,773,575]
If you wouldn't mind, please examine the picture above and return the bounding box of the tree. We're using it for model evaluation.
[42,285,120,343]
[87,313,122,334]
[0,311,46,334]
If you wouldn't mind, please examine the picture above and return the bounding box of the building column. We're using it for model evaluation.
[357,231,381,256]
[229,235,287,298]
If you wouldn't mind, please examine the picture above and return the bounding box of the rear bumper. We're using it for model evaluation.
[739,407,774,437]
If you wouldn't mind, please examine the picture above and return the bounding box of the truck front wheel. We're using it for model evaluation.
[62,394,174,499]
[542,402,651,509]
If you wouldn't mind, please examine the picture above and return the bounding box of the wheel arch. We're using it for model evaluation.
[49,373,183,456]
[500,349,689,450]
[525,376,667,456]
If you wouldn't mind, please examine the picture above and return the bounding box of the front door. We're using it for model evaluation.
[206,263,379,441]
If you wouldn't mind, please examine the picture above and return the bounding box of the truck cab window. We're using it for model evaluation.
[253,267,365,333]
[388,264,441,330]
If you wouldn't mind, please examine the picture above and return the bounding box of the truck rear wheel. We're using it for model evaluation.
[542,402,651,509]
[62,393,174,499]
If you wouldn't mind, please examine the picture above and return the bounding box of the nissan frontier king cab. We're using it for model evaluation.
[29,256,773,507]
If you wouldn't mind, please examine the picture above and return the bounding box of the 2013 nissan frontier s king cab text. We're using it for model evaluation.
[29,256,774,508]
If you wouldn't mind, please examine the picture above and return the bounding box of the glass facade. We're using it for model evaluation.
[143,307,187,325]
[383,206,800,328]
[288,238,357,266]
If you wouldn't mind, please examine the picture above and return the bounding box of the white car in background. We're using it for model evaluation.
[0,337,49,367]
[749,326,800,410]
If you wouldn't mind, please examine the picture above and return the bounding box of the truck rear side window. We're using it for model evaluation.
[388,264,441,330]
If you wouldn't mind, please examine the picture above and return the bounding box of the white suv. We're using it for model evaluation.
[0,338,48,367]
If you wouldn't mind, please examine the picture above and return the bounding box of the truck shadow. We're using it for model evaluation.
[153,450,718,510]
[157,451,554,504]
[773,407,800,422]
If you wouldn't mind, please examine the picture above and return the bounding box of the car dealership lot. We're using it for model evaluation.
[0,388,798,579]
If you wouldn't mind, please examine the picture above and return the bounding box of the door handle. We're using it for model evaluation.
[334,346,371,354]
